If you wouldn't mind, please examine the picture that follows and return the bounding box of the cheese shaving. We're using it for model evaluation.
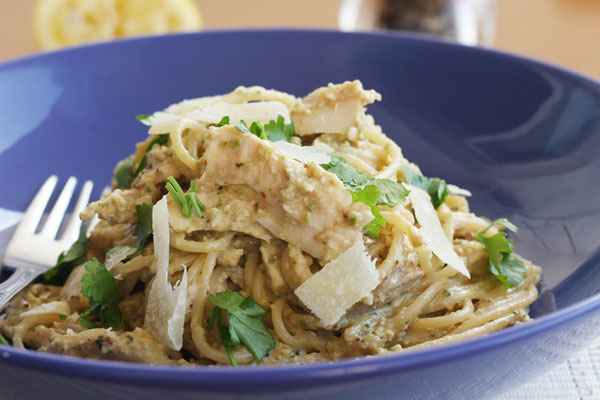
[148,101,291,135]
[147,112,179,135]
[407,185,470,278]
[143,196,187,350]
[187,100,290,126]
[271,141,333,164]
[294,240,379,326]
[104,246,136,270]
[21,301,70,318]
[447,184,472,197]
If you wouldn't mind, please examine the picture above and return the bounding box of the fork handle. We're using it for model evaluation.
[0,268,43,312]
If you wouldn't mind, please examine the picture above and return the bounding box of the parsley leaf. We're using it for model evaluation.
[103,203,153,265]
[216,116,230,127]
[351,185,386,238]
[321,155,409,239]
[234,120,251,133]
[476,218,526,288]
[400,165,449,209]
[166,177,206,218]
[234,120,268,139]
[249,121,267,139]
[42,224,89,286]
[234,115,295,142]
[205,290,276,366]
[234,120,267,139]
[0,332,10,346]
[373,179,411,207]
[115,134,169,189]
[114,157,135,189]
[320,155,371,189]
[129,203,153,258]
[79,259,123,329]
[263,115,295,142]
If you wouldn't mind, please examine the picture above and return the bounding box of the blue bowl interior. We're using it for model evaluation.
[0,30,599,399]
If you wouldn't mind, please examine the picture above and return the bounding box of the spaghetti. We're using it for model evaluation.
[0,81,541,366]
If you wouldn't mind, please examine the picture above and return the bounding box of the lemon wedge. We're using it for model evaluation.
[34,0,202,50]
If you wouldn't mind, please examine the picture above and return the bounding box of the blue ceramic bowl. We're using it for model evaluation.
[0,30,599,400]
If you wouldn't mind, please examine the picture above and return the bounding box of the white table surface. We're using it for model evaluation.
[495,338,600,400]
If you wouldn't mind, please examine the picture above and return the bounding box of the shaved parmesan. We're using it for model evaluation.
[165,95,224,115]
[294,240,379,326]
[147,112,179,135]
[148,101,291,135]
[447,184,472,197]
[407,185,470,278]
[271,141,333,164]
[21,301,70,318]
[144,196,187,351]
[104,246,136,270]
[187,100,291,126]
[60,264,87,299]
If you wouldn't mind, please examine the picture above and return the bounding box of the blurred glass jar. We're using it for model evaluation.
[338,0,496,47]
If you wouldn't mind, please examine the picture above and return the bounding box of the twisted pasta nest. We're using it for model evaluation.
[0,81,541,366]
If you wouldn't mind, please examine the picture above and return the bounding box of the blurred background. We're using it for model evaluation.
[0,0,598,79]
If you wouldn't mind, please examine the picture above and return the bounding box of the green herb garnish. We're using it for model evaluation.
[0,332,10,346]
[400,165,450,209]
[351,185,387,239]
[234,115,295,142]
[321,155,409,239]
[476,218,526,288]
[234,120,251,134]
[216,116,230,127]
[79,259,123,329]
[235,120,267,139]
[114,157,135,189]
[130,203,153,258]
[165,177,206,218]
[42,224,89,286]
[104,203,153,264]
[205,290,276,366]
[263,115,295,142]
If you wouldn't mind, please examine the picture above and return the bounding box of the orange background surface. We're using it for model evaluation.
[1,0,599,79]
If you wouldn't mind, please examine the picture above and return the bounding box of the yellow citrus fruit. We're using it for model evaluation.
[34,0,202,50]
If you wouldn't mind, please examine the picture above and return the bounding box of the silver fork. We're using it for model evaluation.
[0,176,100,310]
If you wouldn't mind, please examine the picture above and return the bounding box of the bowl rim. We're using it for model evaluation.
[1,28,599,390]
[2,27,600,88]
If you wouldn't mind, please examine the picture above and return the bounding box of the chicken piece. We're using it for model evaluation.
[168,184,273,241]
[134,145,182,191]
[291,80,381,136]
[44,327,183,365]
[196,126,372,263]
[80,188,152,224]
[81,144,179,224]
